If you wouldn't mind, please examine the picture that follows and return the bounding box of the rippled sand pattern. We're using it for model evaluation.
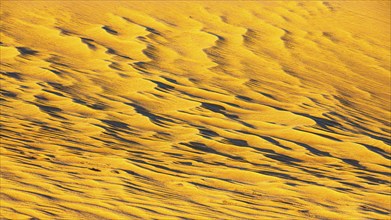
[1,1,390,219]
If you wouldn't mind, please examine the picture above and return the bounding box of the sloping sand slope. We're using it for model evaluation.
[1,1,390,219]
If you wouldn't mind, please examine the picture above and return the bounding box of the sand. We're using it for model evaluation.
[0,1,390,219]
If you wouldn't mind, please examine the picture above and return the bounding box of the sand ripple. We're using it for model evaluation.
[1,1,390,219]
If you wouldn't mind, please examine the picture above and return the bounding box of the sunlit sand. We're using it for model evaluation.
[1,1,390,219]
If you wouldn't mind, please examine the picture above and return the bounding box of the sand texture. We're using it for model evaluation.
[0,1,390,219]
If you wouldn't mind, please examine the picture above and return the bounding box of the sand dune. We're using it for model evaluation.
[1,1,390,219]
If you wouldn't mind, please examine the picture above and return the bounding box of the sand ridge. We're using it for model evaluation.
[0,1,390,219]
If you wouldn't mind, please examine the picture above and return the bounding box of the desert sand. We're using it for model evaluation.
[0,1,390,219]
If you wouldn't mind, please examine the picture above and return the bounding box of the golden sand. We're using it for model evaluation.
[0,1,390,219]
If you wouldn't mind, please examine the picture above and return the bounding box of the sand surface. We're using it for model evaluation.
[1,1,390,219]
